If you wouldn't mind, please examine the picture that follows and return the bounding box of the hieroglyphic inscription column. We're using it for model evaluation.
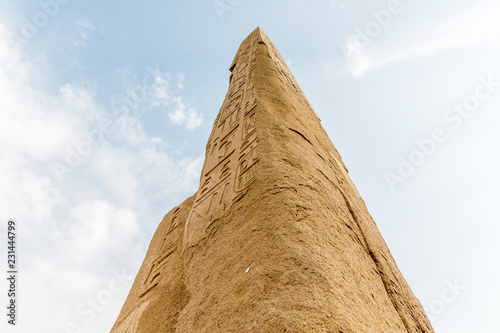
[141,206,181,296]
[183,33,260,249]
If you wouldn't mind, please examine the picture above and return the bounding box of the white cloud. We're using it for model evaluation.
[0,21,203,333]
[169,96,187,124]
[186,108,204,130]
[146,71,172,109]
[67,200,139,257]
[168,96,203,129]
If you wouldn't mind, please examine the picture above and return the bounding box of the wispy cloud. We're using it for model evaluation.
[343,3,500,77]
[71,19,96,49]
[111,67,203,130]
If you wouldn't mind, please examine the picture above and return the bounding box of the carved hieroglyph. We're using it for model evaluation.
[183,34,260,249]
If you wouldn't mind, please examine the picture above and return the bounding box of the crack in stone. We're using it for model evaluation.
[338,189,414,332]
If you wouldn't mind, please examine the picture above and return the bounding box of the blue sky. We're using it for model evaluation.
[0,0,499,332]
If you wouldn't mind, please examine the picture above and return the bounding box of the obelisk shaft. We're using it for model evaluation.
[110,27,434,333]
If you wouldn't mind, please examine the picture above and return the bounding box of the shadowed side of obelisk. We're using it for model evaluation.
[251,29,434,332]
[109,195,194,333]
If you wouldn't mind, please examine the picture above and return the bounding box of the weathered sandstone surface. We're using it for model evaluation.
[110,28,434,333]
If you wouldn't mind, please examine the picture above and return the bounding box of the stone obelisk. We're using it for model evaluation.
[110,27,434,333]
